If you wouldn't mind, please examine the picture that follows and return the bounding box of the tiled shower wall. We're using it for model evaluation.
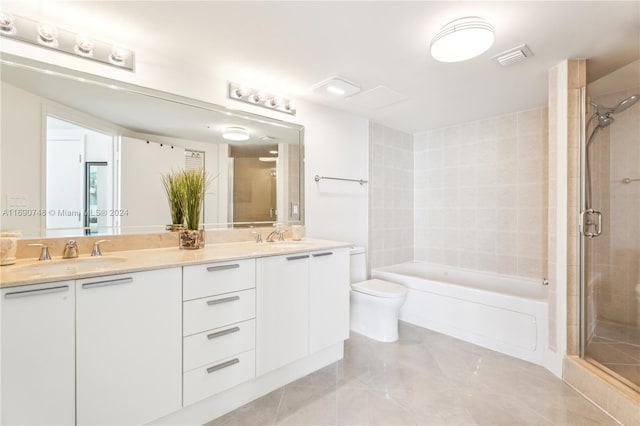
[587,86,640,331]
[368,122,413,271]
[413,108,548,279]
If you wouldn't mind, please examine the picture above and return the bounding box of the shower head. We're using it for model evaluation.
[590,94,639,116]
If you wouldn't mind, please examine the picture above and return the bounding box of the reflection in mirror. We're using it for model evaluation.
[0,55,304,238]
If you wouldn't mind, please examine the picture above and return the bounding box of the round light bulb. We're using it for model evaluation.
[110,46,130,65]
[75,35,94,57]
[0,11,16,35]
[233,87,247,98]
[37,23,58,47]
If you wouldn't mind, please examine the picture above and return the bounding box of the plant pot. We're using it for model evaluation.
[166,224,185,232]
[0,231,21,265]
[179,228,204,249]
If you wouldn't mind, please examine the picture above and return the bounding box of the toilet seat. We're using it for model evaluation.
[351,279,407,298]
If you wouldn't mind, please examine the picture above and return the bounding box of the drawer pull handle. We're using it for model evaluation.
[312,252,333,257]
[286,255,309,261]
[207,264,240,272]
[207,326,240,340]
[82,277,133,289]
[5,285,69,299]
[207,358,239,374]
[207,295,240,306]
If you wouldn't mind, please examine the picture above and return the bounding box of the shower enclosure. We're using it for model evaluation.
[581,60,640,391]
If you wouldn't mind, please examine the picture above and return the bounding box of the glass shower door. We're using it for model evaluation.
[581,62,640,391]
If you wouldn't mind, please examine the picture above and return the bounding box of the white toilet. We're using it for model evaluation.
[349,247,408,342]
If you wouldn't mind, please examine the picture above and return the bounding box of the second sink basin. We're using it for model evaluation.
[14,256,128,275]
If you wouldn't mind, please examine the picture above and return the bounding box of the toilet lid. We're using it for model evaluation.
[351,279,407,298]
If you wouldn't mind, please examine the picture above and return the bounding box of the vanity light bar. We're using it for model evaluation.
[0,12,135,71]
[228,82,296,116]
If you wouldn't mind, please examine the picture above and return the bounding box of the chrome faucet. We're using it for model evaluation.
[62,240,79,259]
[28,243,51,261]
[91,240,110,256]
[266,229,286,242]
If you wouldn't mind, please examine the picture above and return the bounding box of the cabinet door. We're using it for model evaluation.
[256,254,309,376]
[1,282,75,425]
[76,269,182,425]
[309,248,350,353]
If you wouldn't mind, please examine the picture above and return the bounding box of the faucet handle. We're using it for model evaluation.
[251,231,263,243]
[28,243,51,261]
[62,240,79,259]
[92,240,110,256]
[278,230,287,241]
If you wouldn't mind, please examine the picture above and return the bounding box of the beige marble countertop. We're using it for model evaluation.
[0,239,352,288]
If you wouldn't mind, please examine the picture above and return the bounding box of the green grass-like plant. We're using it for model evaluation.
[161,171,186,226]
[180,169,210,230]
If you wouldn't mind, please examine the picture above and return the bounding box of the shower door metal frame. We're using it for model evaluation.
[578,86,587,358]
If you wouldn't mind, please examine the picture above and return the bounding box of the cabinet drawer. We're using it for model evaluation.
[183,350,255,407]
[183,319,255,372]
[183,289,255,336]
[183,259,255,301]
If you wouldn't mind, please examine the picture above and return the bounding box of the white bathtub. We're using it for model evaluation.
[372,262,548,365]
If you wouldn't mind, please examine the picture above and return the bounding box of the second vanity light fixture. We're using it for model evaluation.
[0,11,135,71]
[228,82,296,116]
[430,16,495,62]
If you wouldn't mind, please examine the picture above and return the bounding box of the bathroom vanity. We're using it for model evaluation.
[0,239,350,425]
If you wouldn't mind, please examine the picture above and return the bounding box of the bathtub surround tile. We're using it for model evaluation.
[369,122,414,272]
[206,323,614,426]
[414,107,547,280]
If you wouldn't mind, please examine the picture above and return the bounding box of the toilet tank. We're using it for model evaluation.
[350,247,367,283]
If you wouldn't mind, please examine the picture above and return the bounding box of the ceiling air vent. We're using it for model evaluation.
[492,44,533,66]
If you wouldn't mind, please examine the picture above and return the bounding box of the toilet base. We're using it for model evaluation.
[349,290,406,342]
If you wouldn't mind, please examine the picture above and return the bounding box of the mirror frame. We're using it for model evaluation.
[0,53,305,237]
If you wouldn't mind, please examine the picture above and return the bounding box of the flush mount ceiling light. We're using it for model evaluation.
[222,126,250,141]
[430,16,495,63]
[0,12,135,71]
[312,76,361,97]
[228,82,296,115]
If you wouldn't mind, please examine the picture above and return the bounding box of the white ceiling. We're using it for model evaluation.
[5,1,640,133]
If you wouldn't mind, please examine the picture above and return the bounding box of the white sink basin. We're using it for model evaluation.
[14,256,127,275]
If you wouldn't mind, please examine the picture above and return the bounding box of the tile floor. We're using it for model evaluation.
[206,322,616,425]
[586,321,640,390]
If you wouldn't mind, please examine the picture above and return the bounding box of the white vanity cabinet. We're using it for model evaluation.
[75,268,182,425]
[256,253,311,376]
[309,248,350,353]
[182,259,257,406]
[256,249,350,377]
[1,281,76,426]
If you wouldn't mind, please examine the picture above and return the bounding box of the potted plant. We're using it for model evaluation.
[178,169,209,249]
[161,171,186,231]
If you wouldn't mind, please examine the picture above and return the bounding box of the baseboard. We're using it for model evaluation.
[544,348,564,377]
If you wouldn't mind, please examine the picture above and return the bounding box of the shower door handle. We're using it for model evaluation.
[581,209,602,238]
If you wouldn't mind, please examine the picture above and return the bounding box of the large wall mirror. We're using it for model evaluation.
[0,54,304,238]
